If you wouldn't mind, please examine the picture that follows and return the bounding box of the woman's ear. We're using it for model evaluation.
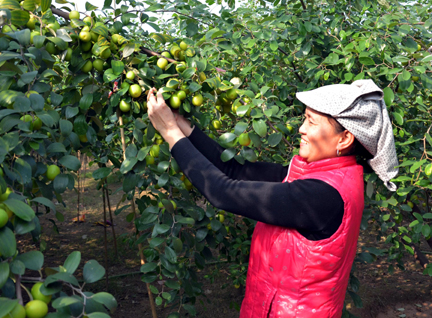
[339,130,355,153]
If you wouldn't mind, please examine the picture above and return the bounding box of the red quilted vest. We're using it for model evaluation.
[239,155,364,318]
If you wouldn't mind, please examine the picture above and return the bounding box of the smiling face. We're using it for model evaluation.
[298,107,354,163]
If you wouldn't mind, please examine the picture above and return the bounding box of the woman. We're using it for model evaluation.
[147,79,398,317]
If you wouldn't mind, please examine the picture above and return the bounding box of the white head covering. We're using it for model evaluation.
[296,79,399,191]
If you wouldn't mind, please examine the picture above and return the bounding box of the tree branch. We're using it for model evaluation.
[267,120,293,148]
[277,47,303,82]
[299,0,307,10]
[153,10,214,27]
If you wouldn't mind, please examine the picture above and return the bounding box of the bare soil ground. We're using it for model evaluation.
[19,165,432,318]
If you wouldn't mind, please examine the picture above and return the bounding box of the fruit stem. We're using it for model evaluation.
[20,282,33,303]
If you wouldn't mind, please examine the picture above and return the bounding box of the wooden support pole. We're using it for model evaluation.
[102,184,109,291]
[104,181,118,259]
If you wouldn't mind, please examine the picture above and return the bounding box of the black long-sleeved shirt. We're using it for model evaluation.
[170,128,344,241]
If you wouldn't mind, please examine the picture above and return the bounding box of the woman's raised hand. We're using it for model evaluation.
[173,112,194,137]
[147,87,185,149]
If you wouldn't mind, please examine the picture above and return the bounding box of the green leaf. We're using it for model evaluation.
[358,56,375,66]
[111,60,124,75]
[92,167,111,180]
[59,119,72,137]
[83,260,105,283]
[47,142,67,154]
[253,119,267,137]
[14,157,32,184]
[41,0,51,12]
[0,262,10,289]
[4,199,35,222]
[52,296,81,309]
[79,94,93,110]
[86,313,111,318]
[141,262,157,273]
[32,197,56,212]
[0,226,16,258]
[0,299,18,318]
[123,43,135,58]
[221,148,236,162]
[268,133,282,147]
[383,87,394,106]
[92,24,108,38]
[16,251,44,271]
[11,11,30,27]
[120,158,138,174]
[392,112,403,125]
[85,1,98,10]
[63,251,81,274]
[59,155,81,171]
[91,292,117,311]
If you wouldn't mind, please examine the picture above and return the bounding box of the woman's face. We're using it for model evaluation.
[298,107,344,163]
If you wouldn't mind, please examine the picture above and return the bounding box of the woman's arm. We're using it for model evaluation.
[176,115,288,182]
[171,137,344,239]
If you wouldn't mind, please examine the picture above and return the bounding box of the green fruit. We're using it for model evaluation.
[145,155,155,165]
[47,21,60,31]
[64,47,73,61]
[69,10,80,20]
[45,42,58,55]
[170,45,181,57]
[173,237,183,253]
[0,187,12,201]
[0,209,8,227]
[126,71,135,80]
[120,82,130,90]
[169,95,181,109]
[26,18,36,30]
[3,303,26,318]
[79,31,91,42]
[33,117,42,131]
[161,51,172,59]
[179,41,188,50]
[46,165,60,181]
[119,100,131,112]
[82,26,90,32]
[30,31,40,44]
[157,58,168,70]
[90,31,98,42]
[176,63,186,73]
[129,84,142,98]
[93,58,104,72]
[412,76,419,82]
[83,16,93,25]
[81,60,93,73]
[166,79,179,89]
[238,133,251,146]
[192,94,204,106]
[286,124,294,133]
[199,72,206,82]
[81,41,92,51]
[211,119,222,130]
[150,145,160,158]
[100,48,111,59]
[176,90,187,101]
[25,300,48,318]
[31,282,52,304]
[226,88,237,100]
[78,135,88,143]
[111,34,120,44]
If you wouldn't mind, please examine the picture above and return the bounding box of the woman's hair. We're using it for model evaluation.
[322,113,373,160]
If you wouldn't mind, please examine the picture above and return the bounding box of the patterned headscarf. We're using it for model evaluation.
[296,79,399,191]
